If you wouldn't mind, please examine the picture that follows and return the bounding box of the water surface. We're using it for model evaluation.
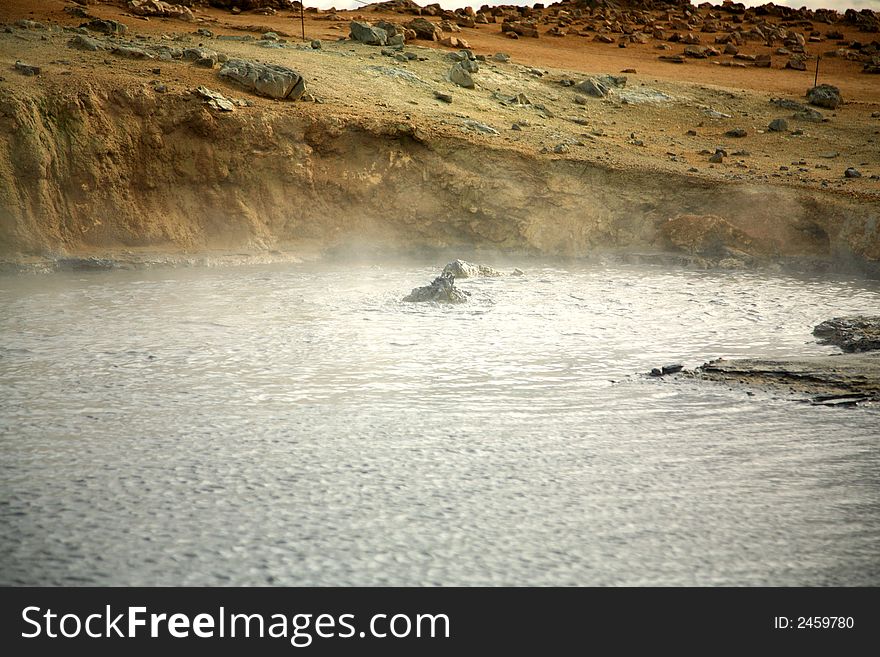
[1,260,879,585]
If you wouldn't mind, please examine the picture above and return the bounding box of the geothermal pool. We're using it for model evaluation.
[1,260,879,586]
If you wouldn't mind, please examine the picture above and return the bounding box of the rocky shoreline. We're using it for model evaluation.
[675,316,880,407]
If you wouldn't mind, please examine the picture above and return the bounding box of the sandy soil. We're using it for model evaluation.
[2,0,878,194]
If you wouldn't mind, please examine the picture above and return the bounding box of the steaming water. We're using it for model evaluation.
[1,260,879,586]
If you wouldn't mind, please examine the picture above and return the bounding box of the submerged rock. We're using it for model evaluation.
[403,273,470,303]
[441,259,502,278]
[813,316,880,353]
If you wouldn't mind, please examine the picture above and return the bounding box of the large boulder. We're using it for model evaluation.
[349,21,387,46]
[813,316,880,353]
[406,17,442,41]
[806,84,842,109]
[219,59,305,100]
[403,273,470,303]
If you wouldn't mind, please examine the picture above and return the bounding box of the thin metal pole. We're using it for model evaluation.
[814,54,820,87]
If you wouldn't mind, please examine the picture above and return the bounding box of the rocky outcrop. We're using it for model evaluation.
[813,316,880,352]
[658,214,768,260]
[403,273,470,303]
[441,259,502,278]
[694,353,880,406]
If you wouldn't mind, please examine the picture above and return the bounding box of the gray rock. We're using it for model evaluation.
[311,39,322,50]
[806,83,842,109]
[462,119,499,135]
[68,34,105,51]
[441,259,502,278]
[112,46,153,60]
[403,273,470,303]
[793,107,823,122]
[219,59,305,100]
[182,48,218,62]
[195,86,235,112]
[813,316,880,352]
[844,167,862,178]
[81,19,127,35]
[492,52,510,62]
[349,21,387,46]
[724,128,748,138]
[574,77,610,98]
[449,62,474,88]
[433,91,453,103]
[387,34,405,47]
[13,61,40,76]
[768,118,788,132]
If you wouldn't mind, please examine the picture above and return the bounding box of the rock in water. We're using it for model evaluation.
[219,59,305,100]
[349,21,387,46]
[403,273,470,303]
[806,84,842,109]
[813,316,880,352]
[441,259,502,278]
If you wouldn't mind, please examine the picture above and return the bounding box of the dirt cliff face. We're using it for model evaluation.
[2,79,878,275]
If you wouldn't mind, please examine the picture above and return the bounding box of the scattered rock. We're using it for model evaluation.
[403,273,469,303]
[449,61,475,88]
[112,46,153,60]
[844,167,862,178]
[68,34,105,51]
[195,86,235,112]
[785,58,807,71]
[219,59,305,100]
[13,61,40,76]
[574,77,610,98]
[311,40,322,50]
[724,128,748,138]
[708,150,724,163]
[433,90,452,103]
[767,118,788,132]
[813,316,880,352]
[462,119,499,135]
[81,19,127,36]
[492,52,510,63]
[658,55,686,64]
[793,107,824,122]
[806,84,842,109]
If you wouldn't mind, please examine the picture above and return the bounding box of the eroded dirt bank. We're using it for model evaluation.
[1,3,879,274]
